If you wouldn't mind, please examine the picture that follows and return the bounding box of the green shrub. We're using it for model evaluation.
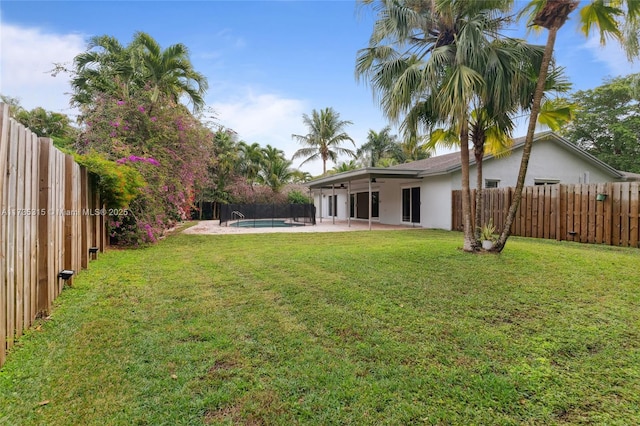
[287,189,312,204]
[75,152,146,209]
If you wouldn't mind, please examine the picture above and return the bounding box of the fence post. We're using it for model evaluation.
[15,124,27,339]
[603,182,613,245]
[29,133,39,326]
[80,167,89,269]
[5,120,19,351]
[631,182,639,248]
[0,104,10,366]
[37,138,51,315]
[22,130,34,334]
[64,155,74,285]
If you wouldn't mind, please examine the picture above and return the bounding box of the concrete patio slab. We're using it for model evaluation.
[182,220,421,235]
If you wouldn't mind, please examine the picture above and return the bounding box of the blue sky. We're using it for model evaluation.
[1,1,639,175]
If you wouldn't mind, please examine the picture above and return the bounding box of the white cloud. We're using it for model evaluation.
[0,22,85,116]
[211,89,329,172]
[583,34,640,76]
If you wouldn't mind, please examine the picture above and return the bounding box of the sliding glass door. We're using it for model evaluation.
[402,187,420,223]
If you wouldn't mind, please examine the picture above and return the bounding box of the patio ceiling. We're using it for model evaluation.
[305,167,423,189]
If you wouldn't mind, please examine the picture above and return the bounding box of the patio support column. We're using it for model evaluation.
[332,184,335,225]
[319,188,322,223]
[368,178,372,231]
[347,180,351,228]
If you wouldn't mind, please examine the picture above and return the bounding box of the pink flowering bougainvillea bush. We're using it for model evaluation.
[77,90,213,245]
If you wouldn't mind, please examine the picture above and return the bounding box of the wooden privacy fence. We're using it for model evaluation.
[0,103,106,367]
[452,182,640,248]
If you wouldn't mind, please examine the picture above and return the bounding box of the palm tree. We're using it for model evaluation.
[331,160,360,173]
[258,157,293,192]
[133,32,208,112]
[397,132,432,163]
[238,142,264,185]
[290,170,314,183]
[428,63,572,244]
[292,107,356,175]
[211,128,240,190]
[357,0,531,251]
[357,126,400,167]
[71,35,134,106]
[14,107,73,139]
[494,0,640,252]
[70,32,208,111]
[261,144,286,165]
[258,146,294,192]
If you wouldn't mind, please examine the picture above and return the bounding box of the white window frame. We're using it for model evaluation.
[485,179,500,189]
[534,179,560,186]
[401,185,421,224]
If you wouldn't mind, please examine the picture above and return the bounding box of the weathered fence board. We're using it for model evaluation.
[0,104,9,367]
[453,182,640,248]
[0,104,106,367]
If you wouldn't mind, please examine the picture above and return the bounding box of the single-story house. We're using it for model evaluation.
[304,131,639,230]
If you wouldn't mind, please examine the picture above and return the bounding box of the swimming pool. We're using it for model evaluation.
[229,219,305,228]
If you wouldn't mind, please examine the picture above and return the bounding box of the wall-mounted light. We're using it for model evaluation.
[340,183,345,188]
[89,247,99,259]
[371,178,377,183]
[58,270,75,281]
[596,193,607,201]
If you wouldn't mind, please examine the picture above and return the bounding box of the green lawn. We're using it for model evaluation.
[1,228,639,425]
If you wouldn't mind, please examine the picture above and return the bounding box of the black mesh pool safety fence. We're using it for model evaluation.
[219,204,316,227]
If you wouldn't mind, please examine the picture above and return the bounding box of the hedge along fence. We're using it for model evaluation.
[0,103,106,367]
[452,182,640,247]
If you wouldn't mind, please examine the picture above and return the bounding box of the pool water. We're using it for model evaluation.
[230,219,305,228]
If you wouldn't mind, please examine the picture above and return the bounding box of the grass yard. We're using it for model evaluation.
[1,227,639,425]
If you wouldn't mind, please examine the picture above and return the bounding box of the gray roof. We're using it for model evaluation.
[390,131,624,179]
[389,150,462,174]
[619,171,640,181]
[304,131,625,188]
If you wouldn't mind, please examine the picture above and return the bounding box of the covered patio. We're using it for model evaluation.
[305,167,423,230]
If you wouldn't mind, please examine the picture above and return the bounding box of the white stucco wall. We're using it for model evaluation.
[421,175,454,229]
[309,136,619,230]
[451,138,614,190]
[378,178,421,225]
[313,190,349,220]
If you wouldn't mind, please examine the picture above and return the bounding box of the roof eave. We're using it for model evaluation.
[305,167,423,189]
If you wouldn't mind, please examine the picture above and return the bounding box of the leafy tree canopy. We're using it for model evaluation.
[559,73,640,173]
[1,94,77,150]
[292,107,356,175]
[57,32,208,112]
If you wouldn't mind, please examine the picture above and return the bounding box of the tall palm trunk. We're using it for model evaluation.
[473,139,484,243]
[459,118,475,252]
[493,26,560,252]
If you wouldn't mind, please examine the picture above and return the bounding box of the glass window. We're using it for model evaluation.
[402,187,420,223]
[328,194,337,216]
[534,179,559,186]
[485,179,500,188]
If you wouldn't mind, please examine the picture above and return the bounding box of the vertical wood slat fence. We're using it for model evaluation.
[452,182,640,248]
[0,103,106,367]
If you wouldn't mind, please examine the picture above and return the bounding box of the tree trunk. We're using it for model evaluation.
[459,119,475,252]
[474,142,484,243]
[493,26,560,252]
